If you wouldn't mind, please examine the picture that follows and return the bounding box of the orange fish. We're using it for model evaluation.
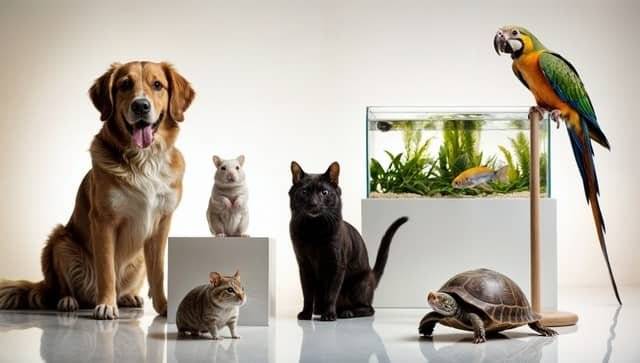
[451,166,509,188]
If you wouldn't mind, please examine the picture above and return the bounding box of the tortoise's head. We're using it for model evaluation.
[428,291,458,316]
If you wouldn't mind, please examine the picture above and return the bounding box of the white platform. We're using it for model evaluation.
[362,198,558,309]
[167,237,275,326]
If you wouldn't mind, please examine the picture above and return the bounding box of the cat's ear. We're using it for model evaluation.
[213,155,222,168]
[323,161,340,186]
[233,269,241,281]
[291,161,306,184]
[237,155,245,166]
[209,272,222,287]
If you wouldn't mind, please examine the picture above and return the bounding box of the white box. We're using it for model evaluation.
[167,237,275,326]
[362,198,557,309]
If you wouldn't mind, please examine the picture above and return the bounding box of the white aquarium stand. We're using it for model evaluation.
[167,237,275,326]
[362,198,558,309]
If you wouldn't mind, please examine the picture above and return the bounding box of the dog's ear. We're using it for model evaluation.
[163,63,195,122]
[89,63,121,121]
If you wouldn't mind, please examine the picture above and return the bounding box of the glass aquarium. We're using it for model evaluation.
[366,107,550,198]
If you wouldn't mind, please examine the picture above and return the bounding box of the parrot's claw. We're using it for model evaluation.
[528,106,546,121]
[550,109,563,129]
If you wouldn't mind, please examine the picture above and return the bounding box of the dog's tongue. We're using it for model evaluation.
[132,125,153,148]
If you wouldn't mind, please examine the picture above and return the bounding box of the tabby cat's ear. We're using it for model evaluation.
[233,269,241,281]
[291,161,306,184]
[323,161,340,186]
[209,272,222,287]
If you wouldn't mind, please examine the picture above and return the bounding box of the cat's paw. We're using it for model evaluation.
[57,296,79,312]
[152,295,167,316]
[231,335,241,339]
[93,304,119,320]
[297,311,313,320]
[118,294,144,308]
[233,200,242,208]
[319,312,337,321]
[216,233,227,238]
[211,335,224,340]
[338,310,354,319]
[223,198,233,209]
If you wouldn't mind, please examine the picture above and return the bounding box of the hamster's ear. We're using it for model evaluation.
[323,161,340,186]
[237,155,245,166]
[291,161,305,184]
[213,155,222,168]
[233,269,241,281]
[209,272,221,287]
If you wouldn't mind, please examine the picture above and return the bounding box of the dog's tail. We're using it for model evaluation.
[0,226,61,309]
[372,216,409,286]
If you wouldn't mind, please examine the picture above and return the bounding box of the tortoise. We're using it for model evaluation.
[418,268,557,343]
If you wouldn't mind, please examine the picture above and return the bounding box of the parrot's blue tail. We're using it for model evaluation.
[567,120,621,304]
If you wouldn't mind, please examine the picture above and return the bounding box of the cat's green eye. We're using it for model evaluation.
[226,287,234,293]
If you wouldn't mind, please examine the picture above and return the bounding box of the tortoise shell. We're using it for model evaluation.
[439,268,540,326]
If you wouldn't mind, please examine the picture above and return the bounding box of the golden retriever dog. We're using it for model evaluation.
[0,61,195,319]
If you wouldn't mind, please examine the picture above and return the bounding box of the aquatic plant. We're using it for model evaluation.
[369,122,548,197]
[369,125,435,195]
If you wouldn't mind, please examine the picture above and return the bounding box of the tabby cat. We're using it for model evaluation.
[289,161,408,321]
[176,270,246,340]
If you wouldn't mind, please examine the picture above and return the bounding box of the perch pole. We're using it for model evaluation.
[529,108,578,327]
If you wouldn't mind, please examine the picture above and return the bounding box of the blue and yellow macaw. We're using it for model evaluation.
[494,26,621,304]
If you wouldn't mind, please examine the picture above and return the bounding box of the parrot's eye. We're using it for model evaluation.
[511,29,518,36]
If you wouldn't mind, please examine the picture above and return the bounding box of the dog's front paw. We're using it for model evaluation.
[57,296,79,312]
[118,295,144,308]
[93,304,119,320]
[152,295,167,316]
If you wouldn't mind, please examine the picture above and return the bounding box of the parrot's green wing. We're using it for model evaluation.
[539,52,610,149]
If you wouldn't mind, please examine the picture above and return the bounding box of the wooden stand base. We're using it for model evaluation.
[539,310,579,327]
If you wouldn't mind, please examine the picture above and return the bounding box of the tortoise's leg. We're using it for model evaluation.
[419,311,442,336]
[529,321,558,336]
[468,313,487,344]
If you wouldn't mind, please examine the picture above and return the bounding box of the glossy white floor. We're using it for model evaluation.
[0,288,637,362]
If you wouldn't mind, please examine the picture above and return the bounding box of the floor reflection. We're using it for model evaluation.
[298,317,390,363]
[602,305,621,363]
[0,309,152,363]
[419,333,556,363]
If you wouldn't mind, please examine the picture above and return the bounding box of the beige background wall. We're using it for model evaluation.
[1,0,637,315]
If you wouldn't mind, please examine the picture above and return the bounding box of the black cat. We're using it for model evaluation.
[289,161,408,321]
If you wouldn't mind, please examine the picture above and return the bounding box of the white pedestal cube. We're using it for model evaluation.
[167,237,275,326]
[362,198,558,309]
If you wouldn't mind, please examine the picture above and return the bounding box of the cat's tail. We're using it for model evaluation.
[0,235,57,310]
[372,216,409,285]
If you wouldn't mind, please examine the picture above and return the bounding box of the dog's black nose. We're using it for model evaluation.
[131,99,151,116]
